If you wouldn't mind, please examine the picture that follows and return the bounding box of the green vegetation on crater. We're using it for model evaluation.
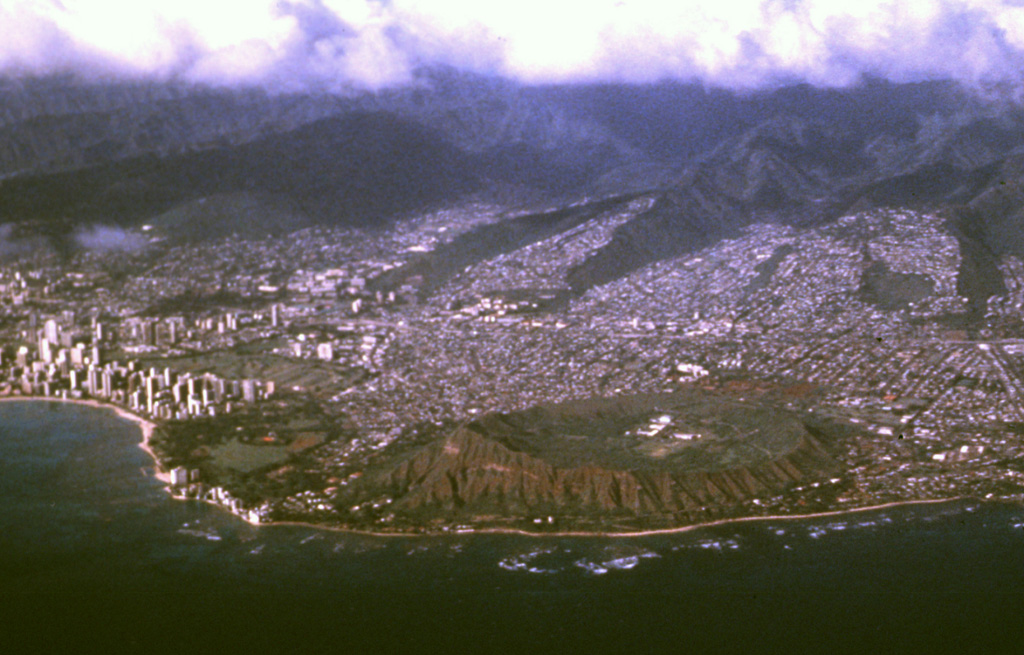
[472,391,808,473]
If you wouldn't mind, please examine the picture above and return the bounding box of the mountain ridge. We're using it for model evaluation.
[5,74,1024,297]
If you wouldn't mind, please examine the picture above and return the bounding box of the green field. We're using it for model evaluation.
[208,438,290,473]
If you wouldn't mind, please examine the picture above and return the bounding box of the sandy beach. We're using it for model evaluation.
[0,395,169,484]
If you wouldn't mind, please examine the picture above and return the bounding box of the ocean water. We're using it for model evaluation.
[2,400,1023,653]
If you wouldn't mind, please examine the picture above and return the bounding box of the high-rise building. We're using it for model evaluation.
[271,304,279,327]
[38,337,52,363]
[44,319,58,345]
[88,367,100,396]
[242,379,256,404]
[146,376,156,414]
[317,343,333,361]
[141,321,155,345]
[70,344,84,368]
[170,467,188,487]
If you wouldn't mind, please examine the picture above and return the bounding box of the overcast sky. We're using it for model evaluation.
[3,0,1024,90]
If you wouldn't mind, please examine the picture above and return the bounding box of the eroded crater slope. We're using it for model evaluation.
[334,391,840,532]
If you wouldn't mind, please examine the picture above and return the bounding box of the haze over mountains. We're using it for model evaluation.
[2,70,1024,313]
[3,2,1024,270]
[0,0,1023,305]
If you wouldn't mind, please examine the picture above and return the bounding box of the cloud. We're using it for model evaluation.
[73,226,147,252]
[0,224,47,258]
[0,225,22,257]
[2,1,1024,90]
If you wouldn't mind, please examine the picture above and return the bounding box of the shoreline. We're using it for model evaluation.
[0,394,170,484]
[257,496,970,539]
[0,395,989,539]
